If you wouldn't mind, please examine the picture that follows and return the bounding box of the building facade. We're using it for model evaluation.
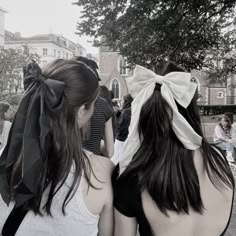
[99,48,232,106]
[191,70,227,105]
[4,31,87,67]
[99,45,133,103]
[0,7,6,46]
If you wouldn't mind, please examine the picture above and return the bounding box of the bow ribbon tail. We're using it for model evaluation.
[119,82,156,174]
[161,85,202,150]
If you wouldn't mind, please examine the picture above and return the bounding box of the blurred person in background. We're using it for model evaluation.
[0,102,12,156]
[75,57,114,158]
[214,113,236,162]
[116,94,133,142]
[99,85,116,139]
[111,94,133,165]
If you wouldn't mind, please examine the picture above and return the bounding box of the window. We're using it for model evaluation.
[58,51,61,58]
[54,49,56,57]
[217,91,224,98]
[42,48,47,55]
[63,52,65,58]
[112,79,120,99]
[66,53,68,59]
[32,48,37,54]
[119,58,128,75]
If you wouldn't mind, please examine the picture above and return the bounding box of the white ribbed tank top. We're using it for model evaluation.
[0,168,100,236]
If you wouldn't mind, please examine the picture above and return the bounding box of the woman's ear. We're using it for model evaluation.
[78,104,86,120]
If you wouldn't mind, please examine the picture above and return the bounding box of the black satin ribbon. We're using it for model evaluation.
[0,61,65,207]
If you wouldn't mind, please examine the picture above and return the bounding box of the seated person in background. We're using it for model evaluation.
[214,113,236,162]
[224,112,234,124]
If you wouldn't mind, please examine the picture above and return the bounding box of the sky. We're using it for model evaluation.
[0,0,98,54]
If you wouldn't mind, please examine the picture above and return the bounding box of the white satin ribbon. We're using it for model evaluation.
[119,65,202,174]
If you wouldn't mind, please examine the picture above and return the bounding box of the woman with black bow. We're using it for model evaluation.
[0,59,113,236]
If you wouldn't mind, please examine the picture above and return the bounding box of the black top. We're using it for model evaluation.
[112,166,152,235]
[116,107,132,142]
[83,97,113,155]
[112,165,235,236]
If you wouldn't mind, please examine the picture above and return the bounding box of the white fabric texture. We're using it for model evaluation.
[0,170,99,236]
[119,65,202,174]
[111,139,124,165]
[0,120,12,156]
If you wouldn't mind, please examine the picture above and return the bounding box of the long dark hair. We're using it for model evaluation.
[10,59,99,215]
[123,61,234,215]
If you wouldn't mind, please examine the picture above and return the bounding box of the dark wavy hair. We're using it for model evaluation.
[10,59,99,215]
[123,61,234,215]
[122,94,133,110]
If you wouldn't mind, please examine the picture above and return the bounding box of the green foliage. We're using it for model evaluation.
[74,0,236,71]
[0,93,23,107]
[0,45,39,105]
[204,32,236,85]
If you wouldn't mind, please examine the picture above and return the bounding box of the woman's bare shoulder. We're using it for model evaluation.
[89,154,115,180]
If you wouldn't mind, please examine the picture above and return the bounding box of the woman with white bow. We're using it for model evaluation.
[112,62,235,236]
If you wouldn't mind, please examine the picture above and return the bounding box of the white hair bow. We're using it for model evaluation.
[119,65,202,174]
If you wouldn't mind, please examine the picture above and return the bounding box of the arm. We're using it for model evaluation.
[114,209,137,236]
[2,121,11,148]
[230,126,236,146]
[100,118,114,158]
[231,126,236,138]
[98,173,114,236]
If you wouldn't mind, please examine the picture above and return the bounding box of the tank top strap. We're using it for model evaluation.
[83,149,94,158]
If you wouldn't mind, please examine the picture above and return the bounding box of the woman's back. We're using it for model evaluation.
[0,152,114,236]
[0,60,114,235]
[142,149,234,236]
[113,63,235,236]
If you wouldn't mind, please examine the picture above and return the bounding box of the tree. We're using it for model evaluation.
[203,23,236,85]
[0,46,39,104]
[74,0,236,71]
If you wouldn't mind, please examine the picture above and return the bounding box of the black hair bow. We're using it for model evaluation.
[0,61,65,207]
